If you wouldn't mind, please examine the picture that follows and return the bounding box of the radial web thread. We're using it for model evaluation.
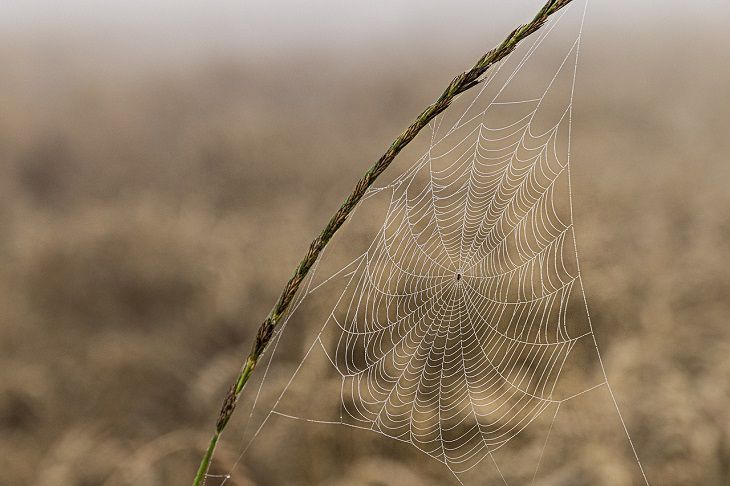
[212,2,649,485]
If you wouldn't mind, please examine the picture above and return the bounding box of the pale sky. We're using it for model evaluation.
[1,0,727,61]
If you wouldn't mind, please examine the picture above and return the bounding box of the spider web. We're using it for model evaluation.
[210,2,648,484]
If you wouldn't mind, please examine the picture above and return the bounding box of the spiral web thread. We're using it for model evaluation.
[214,2,648,485]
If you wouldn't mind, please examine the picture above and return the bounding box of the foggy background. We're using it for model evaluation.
[3,1,730,61]
[1,0,729,484]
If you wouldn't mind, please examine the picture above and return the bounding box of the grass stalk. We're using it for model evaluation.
[192,1,574,483]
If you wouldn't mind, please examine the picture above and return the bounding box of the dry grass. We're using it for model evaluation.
[0,23,729,485]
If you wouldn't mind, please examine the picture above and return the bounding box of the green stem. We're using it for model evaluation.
[193,433,219,486]
[192,1,574,484]
[193,357,255,485]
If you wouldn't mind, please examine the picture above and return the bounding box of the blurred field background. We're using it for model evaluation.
[1,1,729,484]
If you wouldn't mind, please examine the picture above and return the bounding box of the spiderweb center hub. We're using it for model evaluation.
[456,273,462,281]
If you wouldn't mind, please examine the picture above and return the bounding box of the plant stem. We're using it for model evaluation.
[192,1,574,484]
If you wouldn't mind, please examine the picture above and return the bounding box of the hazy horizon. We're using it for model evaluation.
[2,0,728,64]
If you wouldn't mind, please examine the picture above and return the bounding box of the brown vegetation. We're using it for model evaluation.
[0,22,729,485]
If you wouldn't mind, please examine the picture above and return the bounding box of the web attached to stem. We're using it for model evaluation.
[213,2,648,485]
